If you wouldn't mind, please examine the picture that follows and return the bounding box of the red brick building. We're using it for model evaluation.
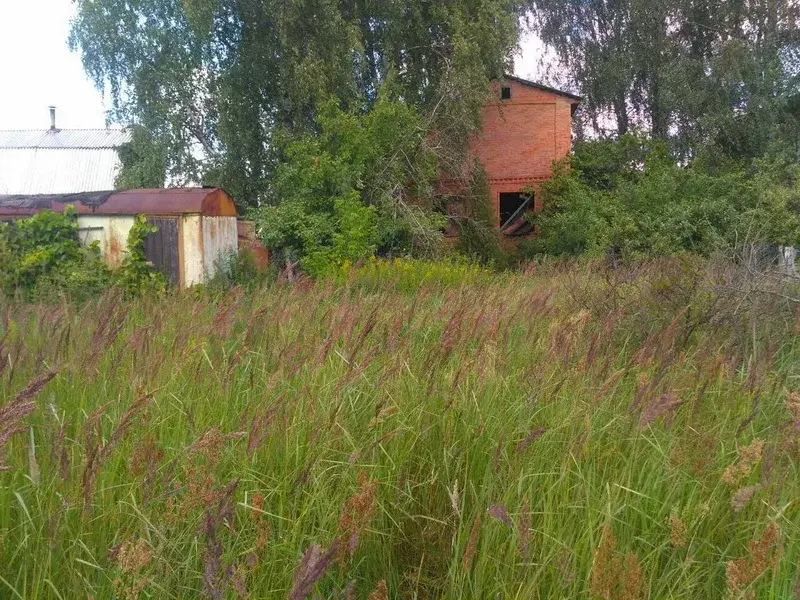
[441,76,580,235]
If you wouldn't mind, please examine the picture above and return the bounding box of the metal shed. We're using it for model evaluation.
[0,188,238,288]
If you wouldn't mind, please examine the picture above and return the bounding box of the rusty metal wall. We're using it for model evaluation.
[70,214,237,288]
[202,216,238,279]
[144,217,181,286]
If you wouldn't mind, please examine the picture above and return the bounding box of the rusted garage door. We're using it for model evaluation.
[143,217,180,285]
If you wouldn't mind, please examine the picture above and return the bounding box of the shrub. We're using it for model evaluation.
[202,249,277,293]
[525,135,800,260]
[454,166,508,268]
[0,209,168,301]
[0,206,110,300]
[115,214,167,296]
[250,94,445,276]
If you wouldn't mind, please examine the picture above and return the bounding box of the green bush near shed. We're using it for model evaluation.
[0,205,110,300]
[0,207,165,300]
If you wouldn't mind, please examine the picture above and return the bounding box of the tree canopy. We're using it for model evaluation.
[528,0,800,159]
[70,0,522,207]
[70,0,800,272]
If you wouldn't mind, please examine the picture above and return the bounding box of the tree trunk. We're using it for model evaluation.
[614,93,629,135]
[650,76,669,138]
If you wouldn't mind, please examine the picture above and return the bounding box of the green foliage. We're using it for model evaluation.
[0,207,110,300]
[525,135,800,259]
[303,193,379,279]
[251,96,446,276]
[345,256,493,292]
[0,210,169,300]
[454,165,507,267]
[115,125,168,189]
[528,0,799,157]
[70,0,521,208]
[1,258,799,598]
[115,215,167,296]
[201,250,277,294]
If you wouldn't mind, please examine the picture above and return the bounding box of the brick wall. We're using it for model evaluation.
[470,80,577,226]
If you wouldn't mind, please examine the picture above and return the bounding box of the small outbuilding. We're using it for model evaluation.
[0,187,238,288]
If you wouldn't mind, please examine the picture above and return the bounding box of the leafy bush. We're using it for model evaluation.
[453,166,508,268]
[0,206,110,300]
[251,94,446,277]
[0,209,168,301]
[115,214,167,296]
[202,250,277,293]
[525,135,800,259]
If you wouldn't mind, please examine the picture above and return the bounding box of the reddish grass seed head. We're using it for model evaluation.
[488,504,512,528]
[638,392,684,428]
[462,513,481,571]
[726,522,780,596]
[517,499,533,562]
[367,580,388,600]
[288,542,338,600]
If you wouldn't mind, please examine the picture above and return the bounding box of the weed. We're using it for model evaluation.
[0,257,797,598]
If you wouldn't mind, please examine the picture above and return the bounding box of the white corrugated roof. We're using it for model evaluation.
[0,148,123,194]
[0,128,130,194]
[0,128,130,149]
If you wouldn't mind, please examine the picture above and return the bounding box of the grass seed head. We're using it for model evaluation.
[488,504,512,528]
[514,425,547,453]
[517,499,533,562]
[731,485,760,513]
[621,552,644,600]
[785,391,800,426]
[639,392,684,428]
[289,542,338,600]
[367,579,388,600]
[590,523,645,600]
[590,523,620,600]
[336,471,377,565]
[726,522,780,596]
[0,371,57,469]
[462,513,481,571]
[110,538,151,600]
[669,510,687,548]
[722,439,764,486]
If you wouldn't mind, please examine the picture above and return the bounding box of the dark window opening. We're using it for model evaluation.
[499,192,534,236]
[501,86,512,100]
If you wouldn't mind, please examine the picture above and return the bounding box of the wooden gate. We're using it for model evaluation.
[143,217,181,285]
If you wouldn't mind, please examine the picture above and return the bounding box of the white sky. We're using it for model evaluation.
[0,0,546,130]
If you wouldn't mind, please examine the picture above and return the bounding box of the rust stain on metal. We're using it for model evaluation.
[107,229,123,266]
[0,187,238,217]
[237,220,270,269]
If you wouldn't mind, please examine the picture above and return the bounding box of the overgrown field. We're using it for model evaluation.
[1,258,799,599]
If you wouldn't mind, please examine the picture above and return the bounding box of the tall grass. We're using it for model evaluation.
[0,257,798,599]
